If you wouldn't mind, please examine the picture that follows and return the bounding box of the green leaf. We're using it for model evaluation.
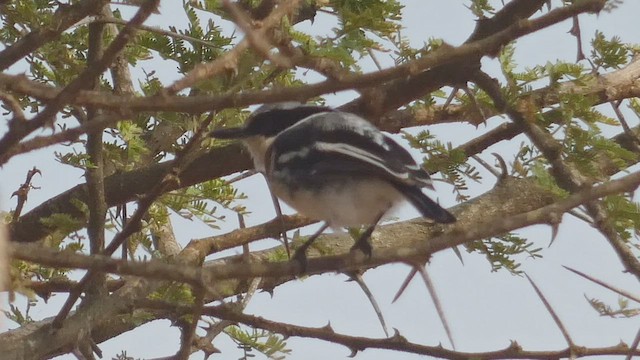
[591,30,630,70]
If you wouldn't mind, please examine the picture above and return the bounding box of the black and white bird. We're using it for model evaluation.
[211,102,455,266]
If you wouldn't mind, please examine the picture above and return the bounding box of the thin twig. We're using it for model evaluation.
[168,0,301,94]
[611,100,640,150]
[91,16,223,49]
[176,286,205,360]
[567,209,594,225]
[1,113,124,160]
[11,167,41,221]
[368,48,383,71]
[197,302,640,360]
[0,0,110,71]
[226,170,257,183]
[222,0,293,68]
[191,278,262,357]
[472,155,501,179]
[462,85,488,124]
[0,91,26,122]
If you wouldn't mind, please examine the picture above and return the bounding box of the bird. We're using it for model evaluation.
[211,102,455,268]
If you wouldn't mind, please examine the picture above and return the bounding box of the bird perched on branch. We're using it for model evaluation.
[211,102,455,269]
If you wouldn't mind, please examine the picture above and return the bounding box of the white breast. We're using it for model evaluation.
[269,177,404,228]
[242,136,274,173]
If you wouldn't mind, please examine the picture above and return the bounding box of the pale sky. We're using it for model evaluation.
[2,1,640,359]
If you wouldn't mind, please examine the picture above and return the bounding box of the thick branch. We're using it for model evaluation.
[0,0,606,117]
[14,169,640,291]
[10,56,639,245]
[2,39,638,162]
[0,278,163,359]
[343,0,605,118]
[7,170,640,358]
[84,13,109,300]
[10,144,250,243]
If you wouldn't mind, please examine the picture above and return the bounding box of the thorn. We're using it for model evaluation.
[547,210,563,246]
[549,221,560,247]
[260,287,274,298]
[348,348,358,358]
[508,340,522,351]
[344,270,362,282]
[562,265,640,303]
[443,87,459,109]
[417,266,456,349]
[525,273,574,347]
[390,328,407,343]
[392,267,417,303]
[491,152,509,183]
[321,322,334,333]
[451,246,464,265]
[349,271,389,337]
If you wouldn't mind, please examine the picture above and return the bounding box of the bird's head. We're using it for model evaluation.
[210,102,332,171]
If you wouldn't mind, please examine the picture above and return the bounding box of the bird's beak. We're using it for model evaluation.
[210,127,248,139]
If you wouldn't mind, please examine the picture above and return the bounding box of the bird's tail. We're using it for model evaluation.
[396,184,456,223]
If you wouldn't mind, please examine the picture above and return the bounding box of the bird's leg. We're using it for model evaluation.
[350,225,375,257]
[292,222,330,272]
[351,212,385,258]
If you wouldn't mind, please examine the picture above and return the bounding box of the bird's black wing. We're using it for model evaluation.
[268,111,433,188]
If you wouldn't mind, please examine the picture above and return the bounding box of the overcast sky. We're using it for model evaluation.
[2,1,640,359]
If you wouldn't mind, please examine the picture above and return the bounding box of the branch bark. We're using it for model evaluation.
[8,166,640,358]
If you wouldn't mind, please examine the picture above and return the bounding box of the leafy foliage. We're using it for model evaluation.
[3,303,34,326]
[465,233,543,274]
[137,4,232,74]
[467,0,495,18]
[226,326,290,360]
[405,130,481,202]
[591,31,630,70]
[603,195,640,241]
[586,295,640,318]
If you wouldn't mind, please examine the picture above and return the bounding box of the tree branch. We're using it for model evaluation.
[0,0,607,118]
[0,0,110,71]
[50,111,214,327]
[0,0,161,165]
[84,9,109,301]
[154,302,640,360]
[7,167,640,359]
[13,169,640,291]
[472,69,640,281]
